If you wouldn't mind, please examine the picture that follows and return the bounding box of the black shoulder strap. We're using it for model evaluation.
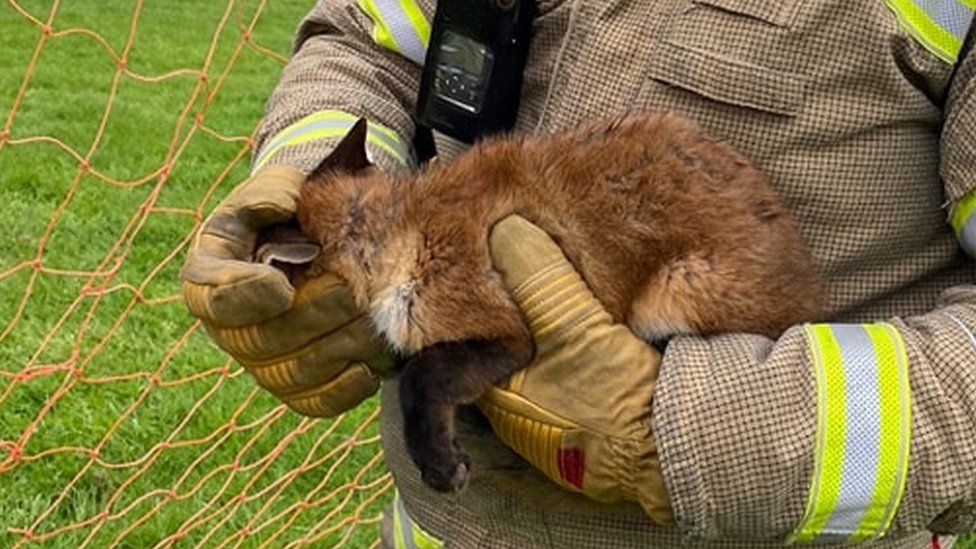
[413,124,438,165]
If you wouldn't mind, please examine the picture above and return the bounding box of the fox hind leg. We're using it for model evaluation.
[628,253,718,341]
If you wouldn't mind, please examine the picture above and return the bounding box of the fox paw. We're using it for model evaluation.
[419,451,471,493]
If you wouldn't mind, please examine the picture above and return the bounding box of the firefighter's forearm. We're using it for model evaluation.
[653,289,976,541]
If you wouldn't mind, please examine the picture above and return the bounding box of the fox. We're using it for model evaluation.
[289,112,823,493]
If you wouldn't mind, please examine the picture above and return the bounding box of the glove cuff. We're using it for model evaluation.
[631,437,675,525]
[478,388,579,492]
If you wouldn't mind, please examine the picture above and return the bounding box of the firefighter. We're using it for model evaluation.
[181,0,976,546]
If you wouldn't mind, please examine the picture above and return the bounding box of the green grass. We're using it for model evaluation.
[0,1,391,546]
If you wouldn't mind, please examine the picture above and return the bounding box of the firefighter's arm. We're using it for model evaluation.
[651,43,976,541]
[652,294,976,541]
[250,0,431,173]
[180,0,433,416]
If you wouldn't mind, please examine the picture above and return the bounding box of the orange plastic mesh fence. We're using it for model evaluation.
[0,0,392,546]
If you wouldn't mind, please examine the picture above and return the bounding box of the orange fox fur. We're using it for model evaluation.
[295,112,822,492]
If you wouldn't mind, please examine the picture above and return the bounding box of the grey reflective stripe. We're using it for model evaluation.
[252,110,411,171]
[791,323,911,544]
[950,190,976,255]
[259,119,351,161]
[262,118,409,163]
[379,0,427,65]
[365,124,410,161]
[916,0,975,40]
[358,0,429,65]
[884,0,975,62]
[817,325,883,541]
[959,213,976,257]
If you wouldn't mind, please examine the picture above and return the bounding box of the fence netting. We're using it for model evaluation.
[0,0,393,546]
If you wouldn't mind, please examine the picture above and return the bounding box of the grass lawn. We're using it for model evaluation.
[1,1,973,548]
[0,1,390,546]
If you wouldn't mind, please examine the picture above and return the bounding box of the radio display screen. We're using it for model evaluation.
[433,30,494,113]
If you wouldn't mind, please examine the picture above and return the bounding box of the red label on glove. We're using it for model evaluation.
[557,446,585,489]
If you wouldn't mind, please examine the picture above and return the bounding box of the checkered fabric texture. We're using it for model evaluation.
[251,0,976,545]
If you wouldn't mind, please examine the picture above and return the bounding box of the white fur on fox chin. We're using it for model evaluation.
[370,282,418,353]
[367,231,425,354]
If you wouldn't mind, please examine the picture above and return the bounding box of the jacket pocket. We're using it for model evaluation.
[643,0,811,116]
[645,38,809,116]
[690,0,804,28]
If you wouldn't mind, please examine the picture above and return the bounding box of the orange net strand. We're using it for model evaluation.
[1,0,394,545]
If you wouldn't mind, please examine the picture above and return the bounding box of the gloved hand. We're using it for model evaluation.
[180,165,393,417]
[478,215,674,525]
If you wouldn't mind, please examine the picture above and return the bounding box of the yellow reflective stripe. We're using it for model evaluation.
[365,116,409,149]
[263,110,359,152]
[358,0,402,56]
[400,0,431,47]
[790,323,912,544]
[950,188,976,257]
[793,324,847,543]
[950,188,976,234]
[270,110,408,147]
[257,111,408,166]
[393,494,443,549]
[393,496,407,549]
[411,522,442,549]
[253,110,409,171]
[853,324,911,541]
[884,0,974,63]
[357,0,429,64]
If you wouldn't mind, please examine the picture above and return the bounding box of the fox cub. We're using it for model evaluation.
[294,112,823,493]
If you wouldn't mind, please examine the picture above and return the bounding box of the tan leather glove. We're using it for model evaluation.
[479,215,673,525]
[180,165,393,417]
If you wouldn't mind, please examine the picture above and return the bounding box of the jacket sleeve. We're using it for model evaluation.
[652,38,976,543]
[250,0,434,173]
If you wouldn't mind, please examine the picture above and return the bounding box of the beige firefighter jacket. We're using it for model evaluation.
[252,0,976,546]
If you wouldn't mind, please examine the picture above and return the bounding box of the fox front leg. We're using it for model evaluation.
[398,336,533,492]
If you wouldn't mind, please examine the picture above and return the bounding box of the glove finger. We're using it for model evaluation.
[182,226,295,326]
[183,274,293,328]
[488,215,611,349]
[241,315,394,395]
[281,363,380,417]
[488,215,661,435]
[219,165,303,225]
[181,166,308,325]
[205,273,370,361]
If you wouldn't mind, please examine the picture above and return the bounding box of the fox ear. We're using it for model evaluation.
[308,118,371,180]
